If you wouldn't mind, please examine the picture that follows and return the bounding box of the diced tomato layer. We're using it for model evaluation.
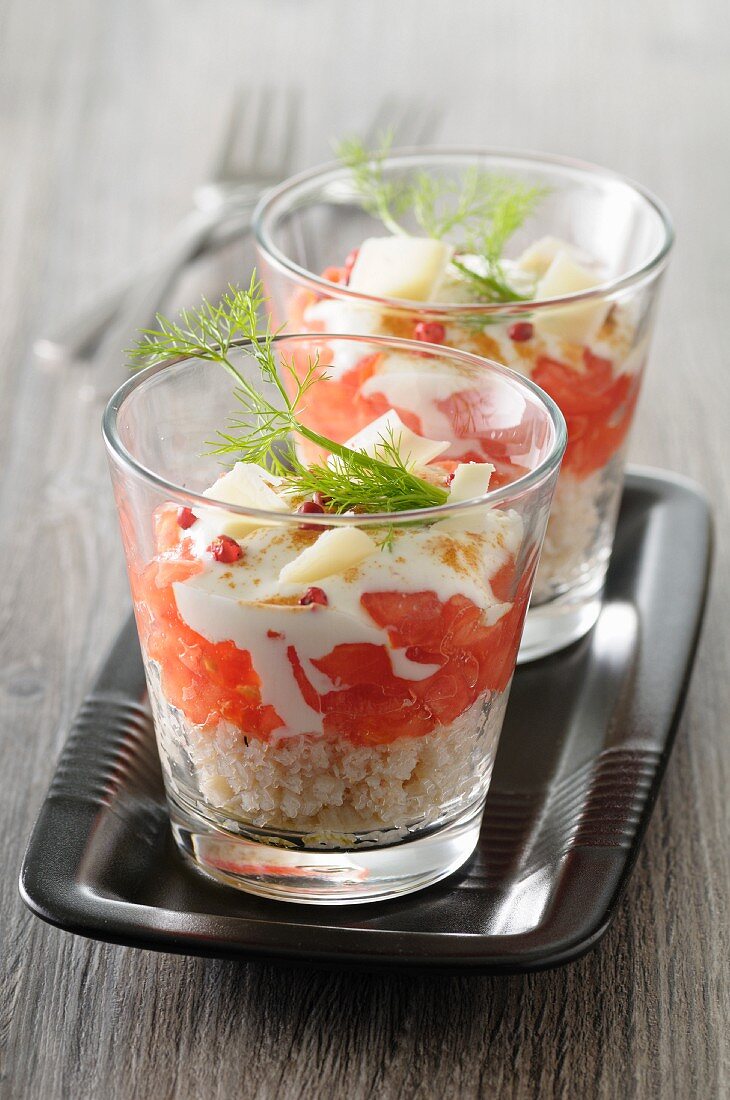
[286,350,425,463]
[433,388,540,486]
[532,350,641,477]
[133,517,282,738]
[292,266,642,482]
[136,512,531,746]
[287,347,525,485]
[295,576,534,744]
[362,572,530,703]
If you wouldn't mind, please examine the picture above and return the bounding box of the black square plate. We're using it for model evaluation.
[19,469,712,973]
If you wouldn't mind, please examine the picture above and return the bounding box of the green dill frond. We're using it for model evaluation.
[376,525,397,553]
[335,131,414,236]
[336,136,548,303]
[281,444,447,515]
[463,178,546,262]
[128,279,449,516]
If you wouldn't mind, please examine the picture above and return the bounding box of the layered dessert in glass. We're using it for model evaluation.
[104,303,564,903]
[254,148,673,659]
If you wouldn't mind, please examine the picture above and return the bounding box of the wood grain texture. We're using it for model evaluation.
[1,0,728,1097]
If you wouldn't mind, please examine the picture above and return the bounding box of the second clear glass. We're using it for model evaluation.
[253,149,674,659]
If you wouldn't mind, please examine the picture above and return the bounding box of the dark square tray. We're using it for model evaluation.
[19,469,712,973]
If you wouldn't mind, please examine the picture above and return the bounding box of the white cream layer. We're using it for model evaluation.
[302,255,637,383]
[173,515,522,740]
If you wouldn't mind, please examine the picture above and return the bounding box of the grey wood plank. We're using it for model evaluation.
[1,0,728,1097]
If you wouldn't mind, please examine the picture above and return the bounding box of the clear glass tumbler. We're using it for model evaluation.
[253,149,673,660]
[104,334,564,904]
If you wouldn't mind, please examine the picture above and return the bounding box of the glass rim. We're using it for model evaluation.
[253,145,675,315]
[103,332,567,525]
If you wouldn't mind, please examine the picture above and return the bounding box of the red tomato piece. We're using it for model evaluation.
[532,351,641,477]
[286,646,321,713]
[134,554,282,739]
[312,643,397,688]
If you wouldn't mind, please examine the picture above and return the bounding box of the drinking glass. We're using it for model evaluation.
[254,150,673,659]
[104,335,565,903]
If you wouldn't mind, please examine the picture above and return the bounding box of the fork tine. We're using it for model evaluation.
[361,97,399,146]
[388,99,417,143]
[211,92,249,180]
[251,85,270,168]
[361,96,442,151]
[389,100,442,147]
[405,103,443,146]
[271,86,299,177]
[212,84,299,186]
[224,84,262,176]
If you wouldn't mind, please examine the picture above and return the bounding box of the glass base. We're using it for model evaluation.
[170,796,485,905]
[518,577,603,664]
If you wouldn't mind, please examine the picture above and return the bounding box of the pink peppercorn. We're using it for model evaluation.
[297,500,326,530]
[414,321,446,344]
[208,535,243,563]
[300,587,328,607]
[508,321,534,342]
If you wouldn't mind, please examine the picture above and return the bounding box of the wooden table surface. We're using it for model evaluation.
[2,1,728,1096]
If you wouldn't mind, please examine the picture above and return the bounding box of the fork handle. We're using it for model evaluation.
[36,207,219,365]
[36,202,255,367]
[34,276,140,364]
[81,206,238,401]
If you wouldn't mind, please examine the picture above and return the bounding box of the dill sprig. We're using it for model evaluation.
[128,278,448,515]
[275,428,445,514]
[335,133,546,303]
[336,130,414,236]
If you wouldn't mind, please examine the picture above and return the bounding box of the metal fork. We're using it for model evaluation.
[360,95,442,151]
[35,87,298,367]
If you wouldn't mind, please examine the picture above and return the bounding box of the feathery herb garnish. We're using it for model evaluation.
[276,427,446,515]
[336,132,546,303]
[337,131,414,237]
[128,277,448,515]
